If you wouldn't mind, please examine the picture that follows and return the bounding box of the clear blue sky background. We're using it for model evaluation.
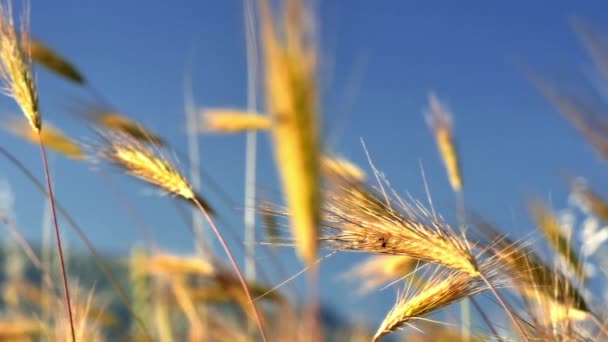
[0,0,607,331]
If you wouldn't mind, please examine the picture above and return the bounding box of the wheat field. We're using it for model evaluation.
[0,0,606,341]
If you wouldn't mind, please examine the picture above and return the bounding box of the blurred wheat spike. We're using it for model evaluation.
[321,156,367,185]
[426,93,462,192]
[474,219,591,321]
[259,0,322,265]
[28,38,85,84]
[202,109,271,133]
[345,255,417,293]
[0,1,39,132]
[93,111,165,146]
[2,117,84,159]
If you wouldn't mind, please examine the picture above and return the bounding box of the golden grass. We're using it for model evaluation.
[345,255,417,293]
[93,111,165,146]
[202,109,271,133]
[475,219,590,320]
[426,93,462,192]
[372,265,492,341]
[321,155,367,185]
[2,2,608,342]
[0,1,39,132]
[2,117,84,159]
[320,185,479,276]
[139,253,215,278]
[529,199,586,280]
[28,38,85,84]
[95,131,194,199]
[259,0,321,265]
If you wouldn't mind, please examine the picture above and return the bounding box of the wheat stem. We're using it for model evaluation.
[0,212,53,288]
[470,297,503,342]
[591,313,608,338]
[37,133,76,342]
[0,145,152,340]
[478,273,530,342]
[191,197,268,342]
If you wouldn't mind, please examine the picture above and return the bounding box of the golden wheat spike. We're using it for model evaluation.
[530,199,586,281]
[93,111,165,145]
[259,0,321,265]
[321,155,367,184]
[426,93,462,192]
[345,255,417,293]
[473,217,590,315]
[321,185,479,276]
[95,131,194,199]
[28,38,85,84]
[373,267,489,342]
[202,109,271,133]
[0,1,39,132]
[519,286,589,326]
[3,117,84,159]
[141,253,215,277]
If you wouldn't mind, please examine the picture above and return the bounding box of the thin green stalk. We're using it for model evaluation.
[191,197,268,342]
[37,134,76,342]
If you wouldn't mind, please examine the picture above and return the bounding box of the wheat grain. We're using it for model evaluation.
[0,0,39,132]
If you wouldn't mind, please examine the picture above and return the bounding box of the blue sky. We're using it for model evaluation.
[0,0,607,331]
